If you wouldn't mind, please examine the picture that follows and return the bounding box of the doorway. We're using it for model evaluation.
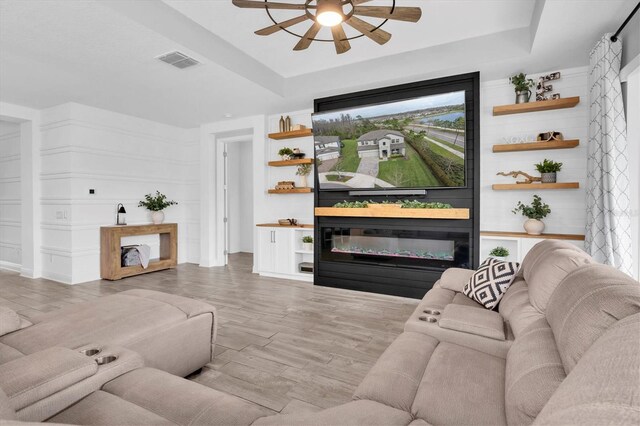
[223,140,254,268]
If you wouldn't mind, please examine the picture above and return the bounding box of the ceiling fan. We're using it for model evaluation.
[232,0,422,54]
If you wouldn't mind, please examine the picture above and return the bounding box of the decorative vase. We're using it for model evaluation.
[515,90,531,104]
[299,175,308,188]
[523,218,545,235]
[279,116,285,132]
[302,242,313,251]
[541,172,557,183]
[151,211,165,225]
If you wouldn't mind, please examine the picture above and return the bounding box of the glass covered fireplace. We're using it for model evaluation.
[321,227,470,270]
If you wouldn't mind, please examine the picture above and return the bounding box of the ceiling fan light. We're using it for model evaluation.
[317,10,343,26]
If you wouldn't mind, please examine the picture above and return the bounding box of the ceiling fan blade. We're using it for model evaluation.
[232,0,307,10]
[331,24,351,54]
[294,22,322,51]
[353,6,422,22]
[255,15,308,36]
[345,16,391,45]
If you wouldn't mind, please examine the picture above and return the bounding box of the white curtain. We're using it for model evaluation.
[585,33,632,275]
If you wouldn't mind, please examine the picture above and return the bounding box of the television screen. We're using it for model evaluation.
[313,90,466,191]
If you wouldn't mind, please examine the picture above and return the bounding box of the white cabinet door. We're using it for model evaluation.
[258,228,276,273]
[273,229,292,274]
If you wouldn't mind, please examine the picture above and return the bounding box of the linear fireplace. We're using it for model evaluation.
[321,227,470,270]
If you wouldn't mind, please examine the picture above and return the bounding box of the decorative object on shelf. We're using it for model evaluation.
[278,147,294,160]
[501,134,537,144]
[116,203,127,225]
[278,218,299,226]
[292,124,307,131]
[138,191,177,225]
[302,235,313,251]
[489,246,509,261]
[535,71,561,101]
[296,163,312,188]
[279,116,285,132]
[536,131,563,142]
[512,194,551,235]
[497,171,541,184]
[275,181,296,190]
[291,148,306,159]
[232,0,422,55]
[285,116,292,132]
[509,73,535,104]
[535,159,563,183]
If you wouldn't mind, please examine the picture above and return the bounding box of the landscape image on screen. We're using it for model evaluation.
[313,91,466,190]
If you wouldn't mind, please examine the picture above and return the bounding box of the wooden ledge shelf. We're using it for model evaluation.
[493,139,579,153]
[268,129,313,140]
[268,158,314,167]
[492,182,579,190]
[256,223,313,228]
[315,207,470,220]
[481,231,585,241]
[492,96,580,116]
[268,188,313,194]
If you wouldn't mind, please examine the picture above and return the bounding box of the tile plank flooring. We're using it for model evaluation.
[0,253,418,414]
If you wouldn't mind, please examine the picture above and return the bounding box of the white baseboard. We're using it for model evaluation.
[0,261,21,273]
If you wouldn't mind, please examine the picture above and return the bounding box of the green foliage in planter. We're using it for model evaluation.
[278,147,294,157]
[296,164,312,176]
[489,246,509,257]
[332,200,452,209]
[138,191,177,212]
[512,194,550,220]
[302,236,313,243]
[535,159,563,173]
[509,73,535,92]
[333,200,371,208]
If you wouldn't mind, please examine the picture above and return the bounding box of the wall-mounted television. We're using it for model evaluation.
[313,90,466,191]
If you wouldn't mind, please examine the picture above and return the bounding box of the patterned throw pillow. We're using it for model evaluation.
[463,258,520,310]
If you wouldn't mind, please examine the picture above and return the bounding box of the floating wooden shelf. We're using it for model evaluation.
[315,207,470,220]
[268,129,313,140]
[481,231,585,241]
[268,187,313,194]
[492,96,580,116]
[492,182,580,190]
[268,158,314,167]
[256,223,314,228]
[493,139,579,153]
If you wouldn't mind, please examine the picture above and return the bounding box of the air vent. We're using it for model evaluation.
[156,51,200,69]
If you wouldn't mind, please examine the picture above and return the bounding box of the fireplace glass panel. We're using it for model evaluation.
[322,227,470,270]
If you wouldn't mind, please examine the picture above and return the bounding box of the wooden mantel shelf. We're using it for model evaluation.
[315,207,470,220]
[492,96,580,116]
[492,182,579,190]
[268,129,313,140]
[481,231,585,241]
[492,139,579,153]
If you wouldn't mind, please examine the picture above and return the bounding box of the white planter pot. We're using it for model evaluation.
[151,211,165,224]
[490,256,508,262]
[302,242,313,251]
[523,219,545,235]
[299,175,308,188]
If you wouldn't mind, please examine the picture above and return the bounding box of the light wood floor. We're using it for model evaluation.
[0,254,418,415]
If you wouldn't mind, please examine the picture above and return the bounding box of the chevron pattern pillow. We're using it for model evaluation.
[463,258,520,310]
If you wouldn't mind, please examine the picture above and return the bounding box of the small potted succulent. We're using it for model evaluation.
[509,73,535,104]
[535,159,563,183]
[489,246,510,261]
[296,163,312,188]
[278,147,294,160]
[138,191,177,224]
[512,194,550,235]
[302,235,313,251]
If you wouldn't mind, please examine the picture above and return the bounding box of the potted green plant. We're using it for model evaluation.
[489,246,510,261]
[278,147,294,160]
[509,73,535,104]
[512,194,551,235]
[535,159,563,183]
[302,235,313,251]
[138,191,177,224]
[296,163,312,188]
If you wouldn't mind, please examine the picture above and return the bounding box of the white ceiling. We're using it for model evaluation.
[0,0,637,128]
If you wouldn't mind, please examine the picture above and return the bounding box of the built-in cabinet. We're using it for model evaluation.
[257,224,313,282]
[479,231,584,263]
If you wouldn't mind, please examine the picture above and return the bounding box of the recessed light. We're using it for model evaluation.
[224,113,233,118]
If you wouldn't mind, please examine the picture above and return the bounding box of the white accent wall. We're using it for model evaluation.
[39,103,198,284]
[0,121,21,271]
[227,140,254,254]
[481,67,589,235]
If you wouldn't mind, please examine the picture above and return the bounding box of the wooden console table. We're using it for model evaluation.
[100,223,177,280]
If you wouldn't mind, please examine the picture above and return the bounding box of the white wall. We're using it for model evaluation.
[39,103,198,284]
[481,67,589,235]
[227,140,253,254]
[0,121,21,271]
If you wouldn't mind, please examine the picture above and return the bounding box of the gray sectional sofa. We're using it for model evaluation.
[0,240,638,425]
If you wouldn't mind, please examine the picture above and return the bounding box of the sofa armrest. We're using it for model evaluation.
[438,268,475,293]
[0,347,98,412]
[439,304,506,341]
